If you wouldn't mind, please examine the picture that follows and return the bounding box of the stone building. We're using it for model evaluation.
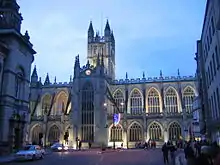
[0,0,36,153]
[195,0,220,142]
[28,21,197,148]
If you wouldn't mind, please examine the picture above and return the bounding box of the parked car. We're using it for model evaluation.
[14,145,44,161]
[51,143,68,152]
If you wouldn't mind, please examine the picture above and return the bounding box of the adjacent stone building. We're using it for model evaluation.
[28,21,197,148]
[195,0,220,142]
[0,0,36,153]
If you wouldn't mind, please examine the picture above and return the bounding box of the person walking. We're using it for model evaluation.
[162,143,169,164]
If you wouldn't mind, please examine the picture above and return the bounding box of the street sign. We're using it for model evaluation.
[113,113,120,125]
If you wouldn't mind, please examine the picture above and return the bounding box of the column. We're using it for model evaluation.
[43,112,47,146]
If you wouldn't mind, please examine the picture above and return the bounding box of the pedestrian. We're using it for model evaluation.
[184,142,196,165]
[79,141,82,150]
[162,143,169,164]
[170,143,177,165]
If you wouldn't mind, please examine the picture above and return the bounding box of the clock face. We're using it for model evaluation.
[85,70,91,75]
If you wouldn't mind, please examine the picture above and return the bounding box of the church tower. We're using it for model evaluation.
[87,20,115,79]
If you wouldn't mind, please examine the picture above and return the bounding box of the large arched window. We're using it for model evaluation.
[48,125,60,143]
[110,125,123,142]
[147,88,160,114]
[168,122,182,140]
[129,123,142,141]
[54,92,68,115]
[81,82,94,142]
[130,89,143,114]
[32,125,42,144]
[149,122,162,141]
[40,94,51,116]
[183,87,195,113]
[165,88,178,113]
[113,90,124,113]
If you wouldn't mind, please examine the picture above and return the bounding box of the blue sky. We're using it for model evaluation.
[17,0,206,82]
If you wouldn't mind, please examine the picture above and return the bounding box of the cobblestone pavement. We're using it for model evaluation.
[4,148,165,165]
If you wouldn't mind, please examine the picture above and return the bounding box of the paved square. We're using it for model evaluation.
[6,149,165,165]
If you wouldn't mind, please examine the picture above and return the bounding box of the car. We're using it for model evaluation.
[14,145,44,161]
[51,143,68,152]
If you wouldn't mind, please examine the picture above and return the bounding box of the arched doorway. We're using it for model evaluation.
[31,125,42,145]
[168,122,182,141]
[48,125,60,144]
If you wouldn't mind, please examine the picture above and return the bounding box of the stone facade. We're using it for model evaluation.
[28,21,197,148]
[195,0,220,142]
[0,0,36,153]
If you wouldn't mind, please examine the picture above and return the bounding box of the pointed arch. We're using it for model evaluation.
[183,86,195,113]
[40,94,51,116]
[109,124,123,142]
[53,91,68,115]
[168,121,182,141]
[165,87,179,113]
[147,87,161,114]
[129,88,143,114]
[113,89,125,113]
[128,122,143,142]
[48,125,60,143]
[148,122,162,141]
[31,125,42,144]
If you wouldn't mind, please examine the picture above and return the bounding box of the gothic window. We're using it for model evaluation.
[165,88,178,113]
[31,125,42,144]
[48,125,60,143]
[147,88,161,114]
[168,122,182,140]
[113,90,124,113]
[149,122,162,141]
[183,87,195,113]
[40,94,51,116]
[15,69,24,100]
[130,89,143,114]
[129,123,142,141]
[55,92,68,115]
[110,125,123,142]
[81,82,94,142]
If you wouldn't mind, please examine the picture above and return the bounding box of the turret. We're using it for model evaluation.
[88,21,94,43]
[0,0,23,32]
[74,54,80,78]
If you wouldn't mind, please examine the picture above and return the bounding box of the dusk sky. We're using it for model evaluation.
[18,0,206,83]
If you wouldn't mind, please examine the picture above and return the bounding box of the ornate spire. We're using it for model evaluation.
[142,72,145,79]
[54,76,57,84]
[44,73,50,85]
[160,70,163,77]
[177,69,180,77]
[88,21,94,32]
[125,72,128,79]
[70,75,72,82]
[74,54,80,68]
[31,65,38,77]
[104,19,111,37]
[111,30,115,41]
